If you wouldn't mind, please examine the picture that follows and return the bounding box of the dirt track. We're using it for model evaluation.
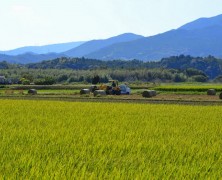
[1,94,222,106]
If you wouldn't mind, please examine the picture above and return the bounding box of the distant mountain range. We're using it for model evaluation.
[0,53,64,64]
[64,33,144,57]
[86,14,222,61]
[0,41,85,64]
[0,33,143,64]
[1,41,85,55]
[0,14,222,63]
[179,14,222,30]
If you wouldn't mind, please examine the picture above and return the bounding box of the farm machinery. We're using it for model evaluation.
[80,80,131,96]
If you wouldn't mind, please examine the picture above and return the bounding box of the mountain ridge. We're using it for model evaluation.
[0,53,65,64]
[1,14,222,63]
[85,14,222,61]
[64,33,144,57]
[1,41,85,56]
[179,14,222,30]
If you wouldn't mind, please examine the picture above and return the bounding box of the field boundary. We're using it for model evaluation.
[1,95,222,106]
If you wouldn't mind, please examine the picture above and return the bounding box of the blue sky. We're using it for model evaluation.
[1,0,222,50]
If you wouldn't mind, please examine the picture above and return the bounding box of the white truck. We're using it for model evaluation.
[119,84,131,95]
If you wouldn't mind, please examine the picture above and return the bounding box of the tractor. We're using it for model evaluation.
[89,80,130,95]
[97,80,121,95]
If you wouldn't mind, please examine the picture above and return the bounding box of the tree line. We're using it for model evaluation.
[0,55,222,85]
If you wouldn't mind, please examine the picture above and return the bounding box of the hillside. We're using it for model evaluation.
[25,55,222,79]
[179,14,222,30]
[160,55,222,79]
[0,53,64,64]
[1,55,222,84]
[64,33,144,57]
[85,14,222,61]
[1,41,85,55]
[0,33,143,63]
[0,14,222,63]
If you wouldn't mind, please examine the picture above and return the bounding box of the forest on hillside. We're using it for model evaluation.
[0,55,222,85]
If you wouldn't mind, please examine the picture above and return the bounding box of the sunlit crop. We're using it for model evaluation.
[0,100,221,178]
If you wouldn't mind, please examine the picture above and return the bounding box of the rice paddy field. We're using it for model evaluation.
[0,99,222,178]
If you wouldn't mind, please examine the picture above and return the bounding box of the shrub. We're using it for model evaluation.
[34,77,55,85]
[191,75,208,82]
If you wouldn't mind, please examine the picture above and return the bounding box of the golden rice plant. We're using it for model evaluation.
[0,100,221,179]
